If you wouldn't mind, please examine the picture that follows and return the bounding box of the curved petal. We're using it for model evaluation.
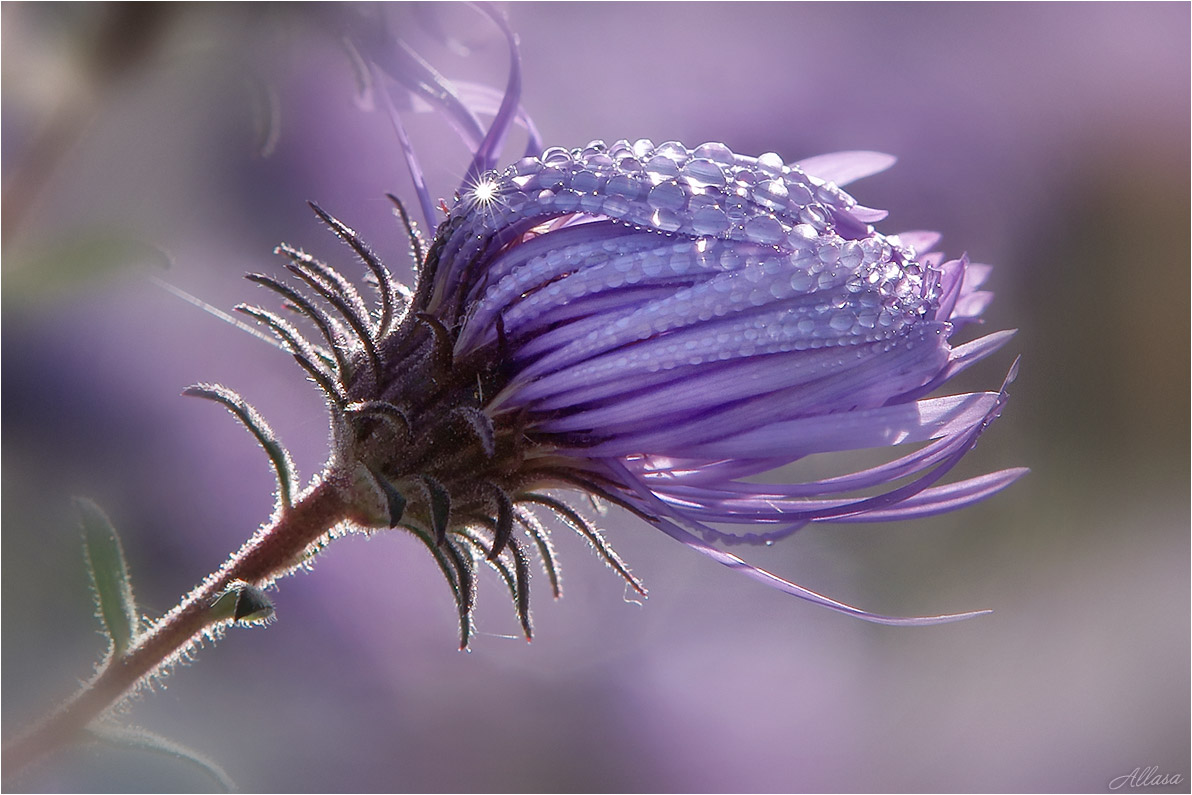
[795,151,898,186]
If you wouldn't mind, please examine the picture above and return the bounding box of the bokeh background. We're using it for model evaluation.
[3,3,1188,792]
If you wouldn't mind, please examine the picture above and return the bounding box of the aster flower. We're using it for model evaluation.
[2,9,1026,778]
[228,5,1024,645]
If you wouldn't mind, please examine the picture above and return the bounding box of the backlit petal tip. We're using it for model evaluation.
[615,465,993,626]
[690,536,994,627]
[794,151,897,186]
[833,467,1029,523]
[897,230,944,254]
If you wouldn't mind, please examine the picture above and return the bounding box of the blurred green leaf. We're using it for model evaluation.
[77,498,138,658]
[4,229,171,302]
[88,724,235,792]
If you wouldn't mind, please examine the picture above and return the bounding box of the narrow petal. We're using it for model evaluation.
[828,468,1029,522]
[896,230,943,254]
[795,151,898,186]
[676,392,1000,460]
[604,461,990,626]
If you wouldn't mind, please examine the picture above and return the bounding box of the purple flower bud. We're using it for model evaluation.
[246,7,1023,642]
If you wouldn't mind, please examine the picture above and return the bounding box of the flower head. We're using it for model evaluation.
[242,6,1023,645]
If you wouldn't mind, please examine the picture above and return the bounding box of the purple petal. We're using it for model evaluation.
[603,461,991,626]
[676,391,1000,460]
[829,468,1029,522]
[896,230,943,254]
[463,4,523,183]
[795,151,898,186]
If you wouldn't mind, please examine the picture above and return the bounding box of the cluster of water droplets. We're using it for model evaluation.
[438,139,941,371]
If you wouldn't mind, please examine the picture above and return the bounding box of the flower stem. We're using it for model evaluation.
[2,476,353,778]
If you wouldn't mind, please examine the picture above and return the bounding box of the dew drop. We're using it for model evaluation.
[785,180,815,206]
[570,169,600,193]
[533,167,566,191]
[691,206,730,236]
[606,174,643,200]
[618,157,643,174]
[693,141,735,166]
[757,152,785,175]
[645,156,681,183]
[602,195,631,216]
[553,189,581,212]
[681,158,727,188]
[651,208,682,232]
[608,139,633,158]
[839,241,864,269]
[580,192,604,213]
[789,270,813,293]
[829,312,854,332]
[512,156,541,177]
[799,205,830,229]
[787,223,819,249]
[655,140,690,163]
[743,216,784,245]
[540,146,572,166]
[648,180,687,211]
[753,179,789,210]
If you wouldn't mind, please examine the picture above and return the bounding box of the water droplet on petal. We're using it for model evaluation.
[618,156,643,174]
[602,195,631,216]
[651,208,682,232]
[645,156,681,182]
[606,174,644,200]
[533,167,566,190]
[839,241,863,269]
[743,215,784,245]
[681,158,727,188]
[757,152,785,175]
[540,146,572,167]
[648,180,687,212]
[799,204,830,230]
[785,180,814,206]
[787,224,819,249]
[512,156,541,176]
[608,139,633,158]
[693,141,735,166]
[753,179,789,210]
[829,312,854,332]
[553,189,581,212]
[580,192,604,213]
[655,141,690,164]
[691,206,729,236]
[790,269,813,292]
[570,170,600,193]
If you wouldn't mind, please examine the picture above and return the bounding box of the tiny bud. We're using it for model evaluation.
[210,581,275,626]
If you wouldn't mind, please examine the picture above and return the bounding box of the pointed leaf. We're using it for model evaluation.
[76,498,138,658]
[87,724,235,792]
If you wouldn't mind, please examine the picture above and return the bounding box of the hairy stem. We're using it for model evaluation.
[2,476,355,778]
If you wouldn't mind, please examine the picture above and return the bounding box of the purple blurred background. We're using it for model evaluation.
[3,3,1188,792]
